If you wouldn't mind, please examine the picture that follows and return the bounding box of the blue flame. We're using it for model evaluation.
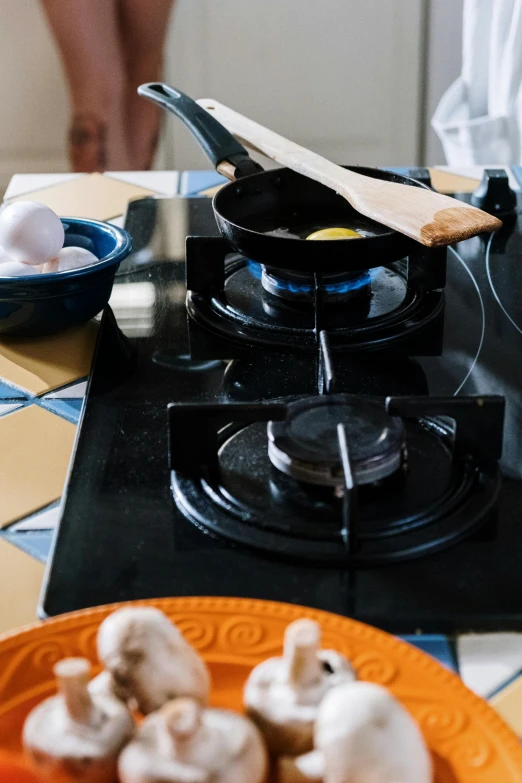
[247,260,263,280]
[247,260,377,295]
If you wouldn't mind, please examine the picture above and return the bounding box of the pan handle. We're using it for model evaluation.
[138,82,263,180]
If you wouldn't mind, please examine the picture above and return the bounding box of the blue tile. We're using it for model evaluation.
[401,634,458,672]
[39,398,83,424]
[2,530,53,563]
[0,380,28,400]
[180,171,227,197]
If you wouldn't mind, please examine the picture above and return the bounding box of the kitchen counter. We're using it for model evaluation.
[2,167,522,737]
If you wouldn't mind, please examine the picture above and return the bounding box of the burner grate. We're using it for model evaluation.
[185,236,447,354]
[168,361,504,565]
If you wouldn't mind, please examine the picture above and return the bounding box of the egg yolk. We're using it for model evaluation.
[306,227,363,240]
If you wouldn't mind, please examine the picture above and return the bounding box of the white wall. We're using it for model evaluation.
[0,0,461,190]
[423,0,463,164]
[161,0,427,170]
[0,0,69,190]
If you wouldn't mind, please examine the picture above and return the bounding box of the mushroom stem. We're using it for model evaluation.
[284,620,323,688]
[161,698,202,759]
[54,658,96,725]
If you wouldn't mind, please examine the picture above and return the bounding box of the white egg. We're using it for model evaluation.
[0,201,64,266]
[42,246,99,274]
[0,260,41,277]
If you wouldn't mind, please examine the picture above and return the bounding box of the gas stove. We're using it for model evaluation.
[43,168,522,634]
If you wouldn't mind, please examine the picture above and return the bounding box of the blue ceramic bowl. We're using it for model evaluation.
[0,217,132,337]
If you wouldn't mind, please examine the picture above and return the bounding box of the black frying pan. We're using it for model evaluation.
[138,83,429,274]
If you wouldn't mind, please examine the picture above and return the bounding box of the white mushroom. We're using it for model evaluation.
[288,681,432,783]
[118,697,268,783]
[23,657,135,783]
[88,667,129,705]
[97,607,211,714]
[244,619,356,757]
[276,751,324,783]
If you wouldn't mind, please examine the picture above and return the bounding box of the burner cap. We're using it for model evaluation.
[268,395,404,487]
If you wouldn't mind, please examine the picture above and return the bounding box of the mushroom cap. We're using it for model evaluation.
[22,687,134,771]
[119,702,268,783]
[244,648,355,756]
[88,669,127,704]
[277,750,325,783]
[315,681,432,783]
[97,607,210,713]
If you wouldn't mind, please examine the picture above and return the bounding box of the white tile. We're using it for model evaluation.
[10,504,60,531]
[4,172,179,205]
[458,633,522,697]
[0,403,22,416]
[44,381,87,399]
[4,173,83,201]
[105,171,179,197]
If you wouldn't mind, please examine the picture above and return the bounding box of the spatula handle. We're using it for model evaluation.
[196,98,343,187]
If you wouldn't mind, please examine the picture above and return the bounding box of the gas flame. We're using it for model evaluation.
[247,260,378,294]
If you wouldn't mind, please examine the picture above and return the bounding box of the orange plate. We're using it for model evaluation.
[1,597,522,782]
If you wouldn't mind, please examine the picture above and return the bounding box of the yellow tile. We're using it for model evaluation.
[8,172,157,221]
[428,168,480,194]
[0,320,97,395]
[490,676,522,738]
[0,406,76,528]
[0,539,45,634]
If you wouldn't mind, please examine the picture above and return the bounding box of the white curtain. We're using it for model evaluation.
[432,0,522,164]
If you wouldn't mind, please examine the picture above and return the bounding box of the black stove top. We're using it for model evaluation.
[42,172,522,634]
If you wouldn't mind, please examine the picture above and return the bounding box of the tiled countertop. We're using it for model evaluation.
[2,166,522,737]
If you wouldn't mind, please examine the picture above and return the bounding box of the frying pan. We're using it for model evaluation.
[138,83,429,274]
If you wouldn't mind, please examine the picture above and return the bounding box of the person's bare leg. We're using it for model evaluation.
[41,0,131,171]
[119,0,175,170]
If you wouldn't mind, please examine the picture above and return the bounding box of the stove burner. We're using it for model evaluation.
[186,237,447,354]
[268,395,404,487]
[168,395,504,565]
[260,265,372,303]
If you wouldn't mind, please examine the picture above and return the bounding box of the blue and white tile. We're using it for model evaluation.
[10,502,60,531]
[0,379,28,400]
[511,165,522,190]
[180,171,227,197]
[106,171,179,197]
[0,402,23,417]
[40,398,83,425]
[3,530,54,563]
[44,380,88,399]
[458,633,522,698]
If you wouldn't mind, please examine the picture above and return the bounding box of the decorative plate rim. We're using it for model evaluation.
[1,596,522,778]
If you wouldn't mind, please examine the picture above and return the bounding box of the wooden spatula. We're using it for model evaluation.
[196,99,502,247]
